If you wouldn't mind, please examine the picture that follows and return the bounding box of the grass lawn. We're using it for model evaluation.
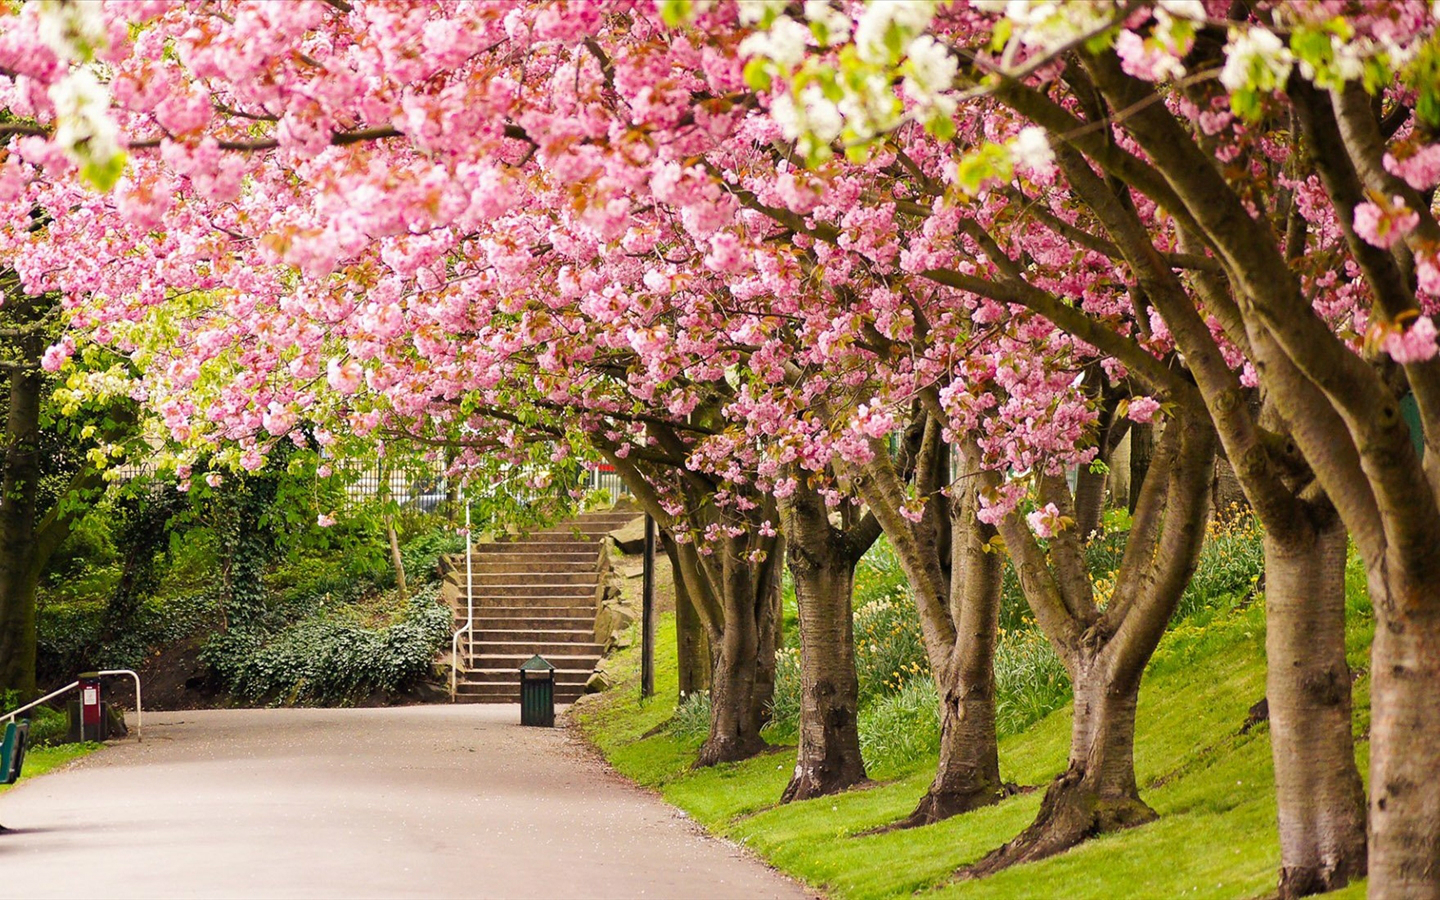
[0,742,101,795]
[572,564,1375,900]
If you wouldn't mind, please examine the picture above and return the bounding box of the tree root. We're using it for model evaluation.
[960,773,1156,879]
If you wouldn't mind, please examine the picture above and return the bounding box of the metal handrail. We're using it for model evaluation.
[1,669,143,742]
[98,670,143,742]
[450,491,474,701]
[2,681,79,724]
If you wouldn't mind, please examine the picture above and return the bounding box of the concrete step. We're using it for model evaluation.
[463,668,596,685]
[469,652,602,669]
[467,550,600,564]
[467,571,599,586]
[465,582,596,598]
[470,628,597,643]
[468,604,596,617]
[466,597,597,611]
[461,614,594,630]
[469,640,603,658]
[493,532,605,545]
[454,685,585,703]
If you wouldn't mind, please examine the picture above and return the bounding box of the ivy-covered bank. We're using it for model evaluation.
[34,479,462,710]
[572,521,1373,900]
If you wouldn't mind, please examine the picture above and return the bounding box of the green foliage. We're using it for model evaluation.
[1175,514,1264,621]
[399,527,465,585]
[854,594,930,702]
[670,690,714,741]
[205,584,449,706]
[0,690,69,747]
[44,512,118,586]
[993,628,1068,738]
[858,679,942,778]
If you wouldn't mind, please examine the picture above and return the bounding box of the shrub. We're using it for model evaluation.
[859,679,941,777]
[995,628,1070,737]
[670,690,712,741]
[0,692,69,748]
[1175,514,1264,621]
[399,526,466,585]
[205,584,450,706]
[854,594,930,705]
[765,646,802,738]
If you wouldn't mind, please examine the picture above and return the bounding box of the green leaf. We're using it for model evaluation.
[81,150,126,192]
[743,58,773,93]
[657,0,693,28]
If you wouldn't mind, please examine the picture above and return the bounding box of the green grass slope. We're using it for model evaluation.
[572,553,1374,900]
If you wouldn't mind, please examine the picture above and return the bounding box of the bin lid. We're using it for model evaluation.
[519,654,556,672]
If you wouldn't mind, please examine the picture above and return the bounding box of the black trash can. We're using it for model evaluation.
[519,655,556,727]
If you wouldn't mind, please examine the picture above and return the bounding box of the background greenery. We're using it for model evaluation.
[32,470,465,710]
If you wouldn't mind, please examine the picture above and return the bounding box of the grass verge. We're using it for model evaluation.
[571,556,1374,899]
[0,742,102,795]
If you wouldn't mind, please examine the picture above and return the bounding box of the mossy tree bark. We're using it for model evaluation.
[0,286,114,701]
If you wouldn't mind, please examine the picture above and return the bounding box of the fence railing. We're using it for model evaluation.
[1,669,143,742]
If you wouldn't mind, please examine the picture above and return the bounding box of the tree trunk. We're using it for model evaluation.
[387,520,408,599]
[1367,568,1440,899]
[1073,464,1108,540]
[902,503,1005,826]
[694,536,779,767]
[0,559,40,700]
[1264,519,1368,898]
[783,543,865,800]
[699,622,767,765]
[1110,431,1132,510]
[1128,422,1153,514]
[780,484,867,802]
[0,367,43,699]
[671,548,711,700]
[967,654,1155,876]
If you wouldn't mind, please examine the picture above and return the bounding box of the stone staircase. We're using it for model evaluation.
[452,509,640,704]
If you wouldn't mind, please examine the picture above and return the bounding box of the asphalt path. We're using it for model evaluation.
[0,706,813,900]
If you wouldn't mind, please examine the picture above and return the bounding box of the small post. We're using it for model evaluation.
[641,513,655,699]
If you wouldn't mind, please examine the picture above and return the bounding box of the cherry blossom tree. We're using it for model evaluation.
[6,1,1440,895]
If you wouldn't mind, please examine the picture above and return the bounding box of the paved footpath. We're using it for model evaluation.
[0,706,814,900]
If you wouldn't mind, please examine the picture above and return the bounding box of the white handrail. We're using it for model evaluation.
[2,681,79,724]
[97,669,143,742]
[450,489,474,701]
[1,669,143,742]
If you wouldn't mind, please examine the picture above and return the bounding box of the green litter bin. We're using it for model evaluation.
[520,655,556,727]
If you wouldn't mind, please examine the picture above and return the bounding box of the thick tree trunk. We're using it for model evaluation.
[1073,465,1108,540]
[699,624,767,765]
[0,367,42,700]
[1265,520,1367,898]
[695,537,780,767]
[967,656,1154,876]
[0,561,39,700]
[1128,422,1153,515]
[902,506,1005,826]
[1367,569,1440,900]
[673,555,711,700]
[782,538,866,801]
